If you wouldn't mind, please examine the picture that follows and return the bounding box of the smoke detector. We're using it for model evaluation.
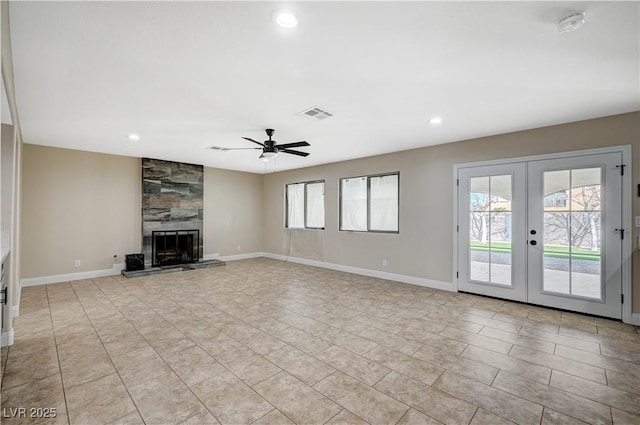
[557,11,586,33]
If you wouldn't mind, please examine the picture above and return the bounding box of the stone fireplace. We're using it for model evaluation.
[142,158,203,267]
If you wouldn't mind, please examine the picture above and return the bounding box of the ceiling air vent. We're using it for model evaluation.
[299,105,333,120]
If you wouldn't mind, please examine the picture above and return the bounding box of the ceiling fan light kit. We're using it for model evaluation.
[260,151,278,162]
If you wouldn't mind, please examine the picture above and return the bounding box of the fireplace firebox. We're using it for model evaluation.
[152,230,200,267]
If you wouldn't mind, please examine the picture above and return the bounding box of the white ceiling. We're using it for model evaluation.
[8,1,639,174]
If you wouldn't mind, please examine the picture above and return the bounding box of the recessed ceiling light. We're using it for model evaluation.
[275,10,298,28]
[127,133,141,141]
[429,116,443,125]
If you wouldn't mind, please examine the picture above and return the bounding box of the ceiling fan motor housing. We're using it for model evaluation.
[264,129,277,151]
[264,140,276,152]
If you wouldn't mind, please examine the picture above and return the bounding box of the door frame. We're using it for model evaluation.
[453,145,633,324]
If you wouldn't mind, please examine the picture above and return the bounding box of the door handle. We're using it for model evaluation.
[530,240,537,246]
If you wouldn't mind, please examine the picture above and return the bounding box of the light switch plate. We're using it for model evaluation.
[636,216,640,227]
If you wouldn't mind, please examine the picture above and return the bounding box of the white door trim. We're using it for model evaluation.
[453,145,632,324]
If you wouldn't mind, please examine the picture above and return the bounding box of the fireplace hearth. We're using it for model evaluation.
[152,230,200,267]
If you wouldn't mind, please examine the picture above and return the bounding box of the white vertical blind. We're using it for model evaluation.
[286,183,305,228]
[340,177,368,231]
[306,182,325,229]
[370,174,398,231]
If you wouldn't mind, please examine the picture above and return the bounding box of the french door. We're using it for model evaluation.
[457,152,623,319]
[458,163,527,302]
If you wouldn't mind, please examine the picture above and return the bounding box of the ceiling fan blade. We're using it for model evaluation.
[242,137,266,147]
[280,149,310,157]
[275,141,310,149]
[208,146,261,151]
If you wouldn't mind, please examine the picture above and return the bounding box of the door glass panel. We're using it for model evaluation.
[490,212,512,285]
[543,212,571,294]
[469,175,512,286]
[542,168,602,299]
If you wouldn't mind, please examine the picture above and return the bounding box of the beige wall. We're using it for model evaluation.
[203,167,263,256]
[20,145,265,278]
[262,112,640,313]
[21,145,142,277]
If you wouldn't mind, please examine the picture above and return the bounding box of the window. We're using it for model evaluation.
[285,180,325,229]
[340,172,399,233]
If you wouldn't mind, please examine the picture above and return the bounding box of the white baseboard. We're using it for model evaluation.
[20,263,125,287]
[1,329,14,347]
[204,252,265,262]
[631,313,640,326]
[22,253,453,294]
[263,252,455,293]
[20,254,265,287]
[205,251,454,292]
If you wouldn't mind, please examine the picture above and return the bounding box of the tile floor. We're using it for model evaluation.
[1,258,639,425]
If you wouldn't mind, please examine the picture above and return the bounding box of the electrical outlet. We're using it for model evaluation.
[635,216,640,227]
[74,260,81,268]
[382,258,388,267]
[236,245,241,251]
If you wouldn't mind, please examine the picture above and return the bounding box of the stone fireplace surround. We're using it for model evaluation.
[142,158,203,267]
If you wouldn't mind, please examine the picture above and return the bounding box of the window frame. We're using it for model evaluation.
[339,172,400,234]
[285,180,325,230]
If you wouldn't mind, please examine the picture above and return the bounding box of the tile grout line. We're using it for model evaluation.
[493,369,611,425]
[46,283,71,425]
[312,370,400,425]
[466,407,481,425]
[319,408,346,425]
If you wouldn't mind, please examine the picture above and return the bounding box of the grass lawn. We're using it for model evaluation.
[470,241,600,261]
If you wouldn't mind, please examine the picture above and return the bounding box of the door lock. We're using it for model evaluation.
[530,240,537,246]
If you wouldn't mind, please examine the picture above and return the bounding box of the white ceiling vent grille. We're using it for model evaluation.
[299,105,333,120]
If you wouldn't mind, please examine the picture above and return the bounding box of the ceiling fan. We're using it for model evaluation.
[208,128,310,161]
